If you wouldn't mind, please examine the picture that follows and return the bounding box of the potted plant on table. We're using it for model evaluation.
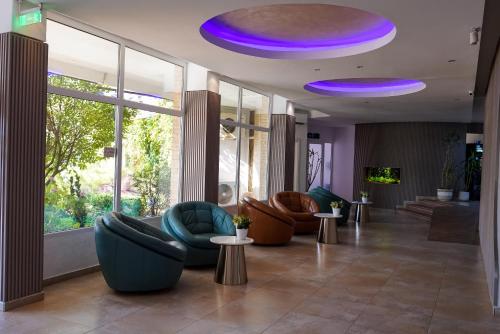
[330,200,343,216]
[459,152,481,201]
[360,191,369,204]
[233,215,252,240]
[437,132,460,201]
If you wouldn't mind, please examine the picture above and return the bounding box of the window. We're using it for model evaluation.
[45,18,184,233]
[307,142,333,192]
[218,80,271,206]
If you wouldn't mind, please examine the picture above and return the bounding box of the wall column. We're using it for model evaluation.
[0,32,47,311]
[182,90,221,203]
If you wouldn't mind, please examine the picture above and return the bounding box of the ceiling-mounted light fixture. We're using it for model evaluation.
[470,27,481,45]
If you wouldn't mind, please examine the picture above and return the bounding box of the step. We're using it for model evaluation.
[405,203,434,216]
[416,199,455,208]
[396,207,432,221]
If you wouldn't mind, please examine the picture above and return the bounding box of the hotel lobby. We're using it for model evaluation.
[0,0,500,333]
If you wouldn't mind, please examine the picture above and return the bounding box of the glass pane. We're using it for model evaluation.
[241,89,270,128]
[121,109,181,217]
[239,129,269,200]
[219,125,239,206]
[323,143,332,191]
[44,95,115,233]
[124,48,183,109]
[307,144,323,191]
[219,81,239,122]
[47,20,119,96]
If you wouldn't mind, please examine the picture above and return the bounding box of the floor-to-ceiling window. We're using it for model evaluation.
[45,18,184,233]
[218,80,271,206]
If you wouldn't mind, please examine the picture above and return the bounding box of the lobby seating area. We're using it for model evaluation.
[270,192,321,234]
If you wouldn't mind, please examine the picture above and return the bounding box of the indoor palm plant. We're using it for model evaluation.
[459,152,481,201]
[233,214,252,240]
[437,132,460,201]
[330,200,343,216]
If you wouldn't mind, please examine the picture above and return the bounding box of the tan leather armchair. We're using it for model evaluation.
[239,196,295,245]
[269,192,320,234]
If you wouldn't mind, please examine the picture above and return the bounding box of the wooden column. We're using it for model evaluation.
[0,32,47,311]
[268,114,295,196]
[182,90,221,203]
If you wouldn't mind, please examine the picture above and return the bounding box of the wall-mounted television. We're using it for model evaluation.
[365,167,401,184]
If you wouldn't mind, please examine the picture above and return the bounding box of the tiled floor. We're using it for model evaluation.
[3,209,499,333]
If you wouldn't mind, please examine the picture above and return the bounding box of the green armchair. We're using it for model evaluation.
[161,201,236,266]
[95,212,187,292]
[308,187,351,225]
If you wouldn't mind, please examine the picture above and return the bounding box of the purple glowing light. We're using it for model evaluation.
[199,5,397,59]
[304,78,426,97]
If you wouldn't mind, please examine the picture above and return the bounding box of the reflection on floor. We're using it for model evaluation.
[3,209,499,334]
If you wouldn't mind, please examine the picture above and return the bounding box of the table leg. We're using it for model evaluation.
[355,204,361,224]
[317,218,338,244]
[214,245,247,285]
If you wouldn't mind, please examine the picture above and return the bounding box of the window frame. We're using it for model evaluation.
[45,11,187,215]
[216,75,273,205]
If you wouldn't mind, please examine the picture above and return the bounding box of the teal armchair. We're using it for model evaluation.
[161,201,236,266]
[308,187,351,225]
[95,212,187,292]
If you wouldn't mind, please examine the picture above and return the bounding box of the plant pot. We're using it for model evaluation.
[458,191,470,201]
[437,189,453,201]
[332,208,341,216]
[236,228,248,240]
[361,197,369,204]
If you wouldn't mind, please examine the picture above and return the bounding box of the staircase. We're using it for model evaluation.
[397,196,454,222]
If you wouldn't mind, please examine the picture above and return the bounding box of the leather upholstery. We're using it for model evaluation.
[95,212,186,292]
[239,196,295,245]
[308,187,351,225]
[161,201,235,266]
[269,192,320,234]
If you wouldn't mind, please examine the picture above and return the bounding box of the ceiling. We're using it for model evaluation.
[44,0,485,125]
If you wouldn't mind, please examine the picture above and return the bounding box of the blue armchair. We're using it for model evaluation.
[95,212,187,292]
[161,201,236,266]
[308,187,351,225]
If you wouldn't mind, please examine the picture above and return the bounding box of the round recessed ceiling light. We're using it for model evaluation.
[304,78,426,97]
[200,4,396,59]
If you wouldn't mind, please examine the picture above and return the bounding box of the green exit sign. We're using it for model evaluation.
[18,11,42,27]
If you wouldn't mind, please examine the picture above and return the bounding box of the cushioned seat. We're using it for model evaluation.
[239,196,295,245]
[308,187,351,225]
[95,212,187,292]
[161,201,235,266]
[269,191,320,234]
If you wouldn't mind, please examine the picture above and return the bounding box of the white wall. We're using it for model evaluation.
[332,126,356,201]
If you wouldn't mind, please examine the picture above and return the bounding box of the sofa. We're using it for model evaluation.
[269,191,320,234]
[308,187,351,225]
[95,212,187,292]
[161,201,236,266]
[239,195,295,245]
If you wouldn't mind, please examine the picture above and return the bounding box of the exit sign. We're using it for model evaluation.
[18,10,42,27]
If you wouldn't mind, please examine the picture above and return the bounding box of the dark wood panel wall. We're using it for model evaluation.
[182,90,221,203]
[353,123,467,209]
[269,114,295,196]
[0,32,47,310]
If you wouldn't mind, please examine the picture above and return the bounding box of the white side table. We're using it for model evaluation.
[314,213,342,244]
[210,236,254,285]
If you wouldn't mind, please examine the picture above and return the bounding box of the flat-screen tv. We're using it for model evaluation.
[365,167,400,184]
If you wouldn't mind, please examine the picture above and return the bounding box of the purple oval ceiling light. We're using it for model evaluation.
[200,4,396,59]
[304,78,426,97]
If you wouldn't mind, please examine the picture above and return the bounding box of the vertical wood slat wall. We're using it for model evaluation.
[268,114,295,196]
[479,45,500,309]
[0,33,47,307]
[353,122,467,209]
[182,90,221,203]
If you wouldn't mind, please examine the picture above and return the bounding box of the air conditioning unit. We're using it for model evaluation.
[218,182,236,205]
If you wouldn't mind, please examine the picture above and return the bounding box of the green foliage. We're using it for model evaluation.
[233,215,252,229]
[366,167,400,184]
[463,152,481,190]
[66,173,88,228]
[330,200,344,209]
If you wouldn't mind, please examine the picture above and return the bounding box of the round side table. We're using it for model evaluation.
[210,236,254,285]
[314,213,342,244]
[352,201,373,224]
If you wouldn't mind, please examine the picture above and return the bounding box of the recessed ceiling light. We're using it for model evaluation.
[448,59,456,63]
[357,65,364,69]
[314,68,321,72]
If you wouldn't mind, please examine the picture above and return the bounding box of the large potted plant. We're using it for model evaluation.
[437,132,460,201]
[459,152,481,201]
[233,215,252,240]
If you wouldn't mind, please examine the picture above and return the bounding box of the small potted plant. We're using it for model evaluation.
[360,191,369,203]
[330,200,343,216]
[233,215,251,240]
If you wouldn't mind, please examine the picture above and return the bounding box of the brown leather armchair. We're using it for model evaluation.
[239,196,295,245]
[269,192,320,234]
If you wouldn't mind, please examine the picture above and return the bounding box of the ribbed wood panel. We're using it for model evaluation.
[269,114,295,196]
[479,44,500,309]
[182,91,220,203]
[353,123,466,209]
[0,33,47,303]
